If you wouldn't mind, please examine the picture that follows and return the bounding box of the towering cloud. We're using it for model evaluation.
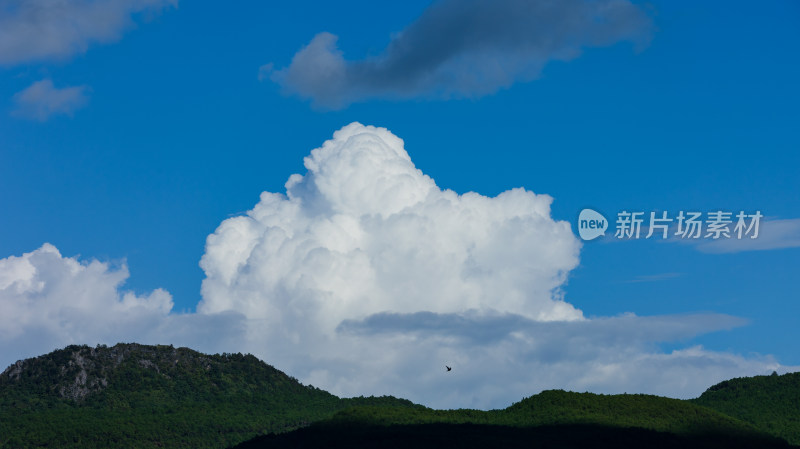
[196,123,788,407]
[266,0,653,108]
[199,123,582,329]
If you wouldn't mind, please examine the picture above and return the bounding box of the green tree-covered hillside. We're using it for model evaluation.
[693,372,800,445]
[2,343,798,449]
[0,343,412,449]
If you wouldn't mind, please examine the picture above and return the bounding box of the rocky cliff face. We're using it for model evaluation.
[1,343,225,402]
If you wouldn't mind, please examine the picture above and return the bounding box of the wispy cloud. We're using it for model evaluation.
[11,79,90,121]
[594,214,800,254]
[0,0,176,65]
[338,310,747,346]
[265,0,653,109]
[694,218,800,254]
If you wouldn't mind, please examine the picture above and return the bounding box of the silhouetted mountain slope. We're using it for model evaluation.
[693,372,800,445]
[0,343,412,449]
[233,422,789,449]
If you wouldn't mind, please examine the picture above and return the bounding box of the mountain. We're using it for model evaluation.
[234,390,792,449]
[1,344,797,449]
[0,343,413,449]
[692,372,800,445]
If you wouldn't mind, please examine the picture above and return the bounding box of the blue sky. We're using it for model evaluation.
[1,0,798,407]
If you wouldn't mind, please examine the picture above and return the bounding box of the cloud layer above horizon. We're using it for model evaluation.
[266,0,653,108]
[0,123,793,409]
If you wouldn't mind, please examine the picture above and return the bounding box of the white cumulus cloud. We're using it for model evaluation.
[196,123,796,408]
[199,123,582,328]
[0,243,246,367]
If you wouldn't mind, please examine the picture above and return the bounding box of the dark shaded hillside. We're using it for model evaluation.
[234,389,791,448]
[234,422,789,449]
[693,372,800,445]
[0,343,413,449]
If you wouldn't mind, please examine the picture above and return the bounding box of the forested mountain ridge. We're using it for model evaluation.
[693,371,800,445]
[1,344,797,449]
[1,343,320,406]
[0,343,413,448]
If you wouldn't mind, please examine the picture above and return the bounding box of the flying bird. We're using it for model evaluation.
[446,366,452,372]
